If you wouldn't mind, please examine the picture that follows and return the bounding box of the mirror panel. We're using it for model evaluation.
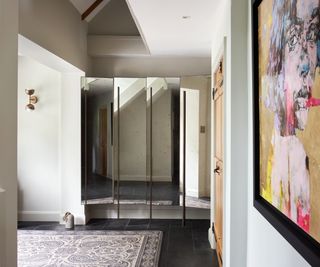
[81,78,114,204]
[180,76,211,212]
[114,78,148,210]
[80,76,211,220]
[147,78,181,207]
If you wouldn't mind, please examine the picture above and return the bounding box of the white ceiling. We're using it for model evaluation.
[126,0,223,57]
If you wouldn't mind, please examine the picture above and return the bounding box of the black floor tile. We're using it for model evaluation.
[126,224,150,230]
[193,239,212,251]
[87,218,108,224]
[104,219,129,230]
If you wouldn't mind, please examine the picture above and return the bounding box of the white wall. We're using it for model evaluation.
[18,56,61,221]
[0,0,18,265]
[18,0,89,224]
[18,36,86,224]
[60,73,85,224]
[209,0,312,266]
[209,0,249,265]
[19,0,89,72]
[182,89,200,197]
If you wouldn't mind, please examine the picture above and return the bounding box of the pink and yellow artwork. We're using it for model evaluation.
[258,0,320,242]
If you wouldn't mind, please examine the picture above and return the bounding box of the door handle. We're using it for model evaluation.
[214,166,221,174]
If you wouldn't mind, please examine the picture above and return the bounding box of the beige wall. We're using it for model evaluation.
[19,0,89,72]
[90,56,210,77]
[0,0,18,266]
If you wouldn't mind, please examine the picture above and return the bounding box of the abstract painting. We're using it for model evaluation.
[253,0,320,264]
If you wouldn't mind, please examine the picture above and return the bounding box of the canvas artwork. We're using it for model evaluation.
[258,0,320,242]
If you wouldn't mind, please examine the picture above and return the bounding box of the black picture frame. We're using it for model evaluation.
[252,0,320,265]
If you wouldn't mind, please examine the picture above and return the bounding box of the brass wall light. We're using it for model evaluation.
[25,89,38,111]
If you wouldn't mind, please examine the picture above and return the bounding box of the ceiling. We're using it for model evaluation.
[88,0,139,36]
[69,0,96,14]
[69,0,111,21]
[70,0,222,57]
[126,0,222,57]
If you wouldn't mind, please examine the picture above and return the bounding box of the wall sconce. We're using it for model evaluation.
[25,89,38,111]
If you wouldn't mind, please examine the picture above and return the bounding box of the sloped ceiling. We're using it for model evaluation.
[69,0,96,14]
[88,0,139,36]
[69,0,111,21]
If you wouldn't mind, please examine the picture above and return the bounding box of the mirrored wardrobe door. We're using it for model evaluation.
[114,78,148,218]
[81,77,114,205]
[147,78,182,215]
[180,76,211,217]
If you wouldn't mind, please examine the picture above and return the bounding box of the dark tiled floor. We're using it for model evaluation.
[18,219,219,267]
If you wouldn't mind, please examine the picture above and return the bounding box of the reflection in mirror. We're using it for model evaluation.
[180,76,211,210]
[81,78,114,204]
[147,78,181,206]
[114,78,148,207]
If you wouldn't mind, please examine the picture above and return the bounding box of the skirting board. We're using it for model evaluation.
[18,211,86,225]
[18,211,60,222]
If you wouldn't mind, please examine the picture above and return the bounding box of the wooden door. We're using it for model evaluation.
[214,58,224,267]
[99,107,108,176]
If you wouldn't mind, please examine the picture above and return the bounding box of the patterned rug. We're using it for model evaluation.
[18,230,162,267]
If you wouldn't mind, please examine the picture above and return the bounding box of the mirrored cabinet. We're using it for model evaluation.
[81,76,210,219]
[81,78,114,205]
[114,78,148,207]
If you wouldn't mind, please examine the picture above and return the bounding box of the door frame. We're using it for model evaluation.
[209,37,227,260]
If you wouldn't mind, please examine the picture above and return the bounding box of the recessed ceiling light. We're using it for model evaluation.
[182,16,191,19]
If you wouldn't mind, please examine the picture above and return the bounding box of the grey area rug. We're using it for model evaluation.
[18,230,162,267]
